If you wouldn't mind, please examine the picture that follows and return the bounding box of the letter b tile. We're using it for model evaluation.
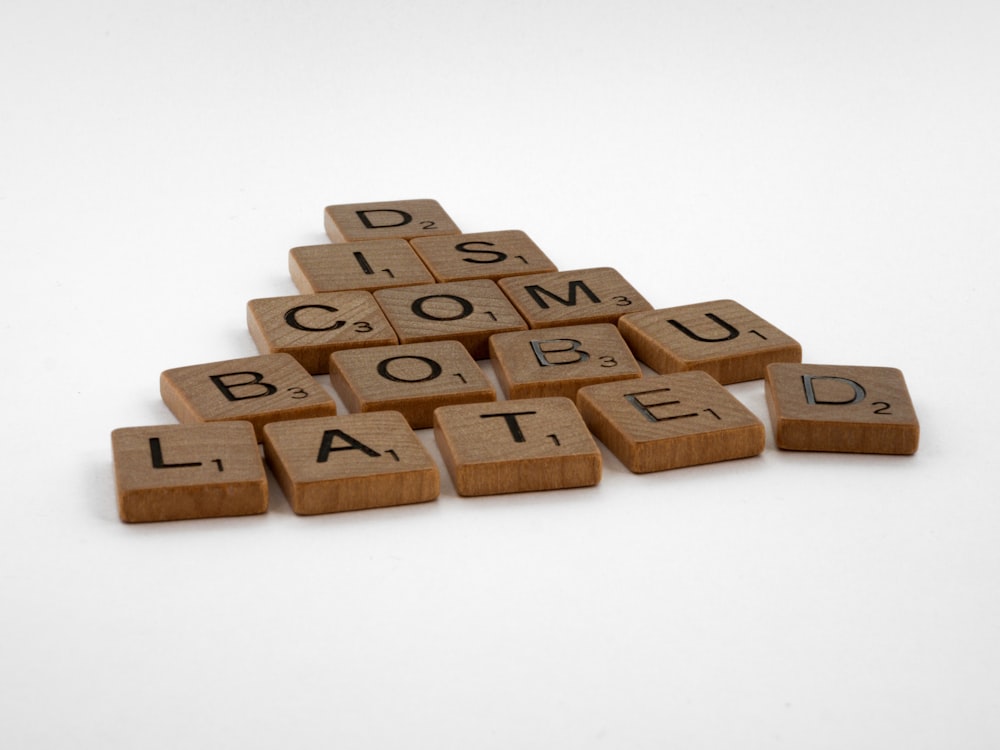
[765,363,919,454]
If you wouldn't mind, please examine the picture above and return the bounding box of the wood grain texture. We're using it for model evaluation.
[497,267,652,328]
[160,353,337,440]
[289,239,435,294]
[409,230,557,282]
[111,422,267,522]
[433,397,602,496]
[619,299,801,384]
[329,340,495,428]
[262,412,439,515]
[576,371,765,473]
[247,291,397,374]
[324,199,460,242]
[373,279,527,359]
[489,323,641,399]
[765,363,919,454]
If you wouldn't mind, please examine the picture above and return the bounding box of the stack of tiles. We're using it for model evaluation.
[111,198,919,522]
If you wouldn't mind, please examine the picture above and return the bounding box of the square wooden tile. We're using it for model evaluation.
[289,238,435,294]
[576,371,765,473]
[247,291,397,374]
[329,340,496,428]
[489,323,642,399]
[160,353,337,440]
[409,230,558,282]
[619,299,801,384]
[498,267,652,328]
[373,279,527,359]
[111,421,268,523]
[765,363,920,454]
[324,199,460,242]
[262,412,439,515]
[433,397,602,496]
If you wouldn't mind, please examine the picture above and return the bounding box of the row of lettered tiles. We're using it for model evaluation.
[115,362,919,522]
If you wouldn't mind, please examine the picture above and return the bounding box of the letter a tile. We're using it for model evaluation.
[160,353,337,440]
[111,422,268,522]
[262,412,440,515]
[619,299,801,384]
[433,397,602,496]
[324,199,460,242]
[765,363,919,454]
[576,372,765,473]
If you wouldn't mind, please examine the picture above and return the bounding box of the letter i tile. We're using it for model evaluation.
[764,363,919,454]
[111,422,268,522]
[433,397,602,496]
[262,412,440,515]
[576,371,765,473]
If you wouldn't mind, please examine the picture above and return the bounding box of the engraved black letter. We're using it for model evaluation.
[667,313,740,342]
[530,339,590,367]
[456,241,507,264]
[624,388,698,422]
[801,375,866,405]
[524,280,600,309]
[149,437,202,469]
[376,355,443,383]
[357,209,412,229]
[480,411,538,443]
[209,372,279,401]
[411,294,474,321]
[316,429,381,462]
[284,304,346,332]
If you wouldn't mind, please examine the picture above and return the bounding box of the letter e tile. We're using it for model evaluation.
[619,299,801,384]
[262,412,440,514]
[764,363,919,454]
[111,422,268,522]
[433,397,602,496]
[576,371,765,473]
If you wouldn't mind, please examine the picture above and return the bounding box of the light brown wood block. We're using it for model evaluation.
[409,230,558,282]
[498,267,652,328]
[373,279,527,359]
[619,299,801,384]
[247,291,397,374]
[433,397,602,496]
[289,239,435,294]
[765,363,920,454]
[489,323,642,399]
[329,340,496,428]
[262,411,439,515]
[160,353,337,440]
[111,422,268,523]
[576,372,765,473]
[324,199,460,242]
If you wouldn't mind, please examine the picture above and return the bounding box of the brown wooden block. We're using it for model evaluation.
[324,199,460,243]
[160,353,337,440]
[409,230,558,282]
[329,340,496,428]
[498,267,652,328]
[111,422,268,523]
[289,239,435,294]
[247,291,397,374]
[373,279,527,359]
[576,371,765,473]
[262,411,439,515]
[619,299,801,384]
[489,323,642,399]
[433,397,602,496]
[764,363,919,454]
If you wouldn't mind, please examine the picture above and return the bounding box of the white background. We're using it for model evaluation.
[2,1,998,747]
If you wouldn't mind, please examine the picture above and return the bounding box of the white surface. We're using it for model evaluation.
[2,1,998,747]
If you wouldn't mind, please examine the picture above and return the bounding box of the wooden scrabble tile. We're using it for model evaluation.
[619,299,801,384]
[289,238,435,294]
[111,422,268,523]
[247,291,397,374]
[498,267,652,328]
[373,279,527,359]
[576,371,765,473]
[433,397,602,496]
[764,363,920,454]
[409,230,558,282]
[262,411,439,515]
[329,340,496,429]
[160,353,337,440]
[324,199,460,243]
[489,323,642,399]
